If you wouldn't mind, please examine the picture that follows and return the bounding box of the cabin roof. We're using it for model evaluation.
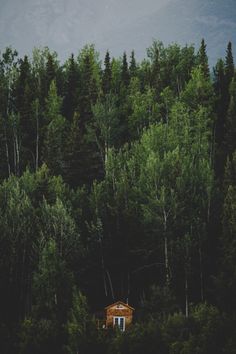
[105,301,135,311]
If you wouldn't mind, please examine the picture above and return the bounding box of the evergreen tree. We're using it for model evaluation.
[197,39,210,78]
[14,55,35,173]
[75,46,102,185]
[91,93,119,166]
[148,41,161,95]
[225,72,236,158]
[63,54,79,122]
[129,50,137,78]
[66,288,89,354]
[102,51,112,95]
[0,47,18,178]
[43,81,66,176]
[121,52,130,88]
[225,41,235,94]
[40,51,59,105]
[78,53,98,132]
[214,59,227,179]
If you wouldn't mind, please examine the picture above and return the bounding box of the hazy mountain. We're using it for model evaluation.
[0,0,235,64]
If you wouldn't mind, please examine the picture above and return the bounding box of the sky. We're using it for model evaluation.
[0,0,235,64]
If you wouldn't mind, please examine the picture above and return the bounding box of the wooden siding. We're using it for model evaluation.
[105,302,134,329]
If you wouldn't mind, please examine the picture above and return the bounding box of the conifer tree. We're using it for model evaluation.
[43,52,58,100]
[129,50,137,78]
[43,81,66,176]
[214,59,227,178]
[63,54,79,122]
[78,53,98,132]
[0,47,18,178]
[214,43,235,178]
[149,42,161,95]
[121,52,130,88]
[197,39,210,78]
[102,50,112,95]
[225,42,235,92]
[225,72,236,158]
[76,48,102,185]
[14,55,35,172]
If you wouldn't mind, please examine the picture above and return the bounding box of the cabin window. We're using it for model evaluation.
[113,316,125,331]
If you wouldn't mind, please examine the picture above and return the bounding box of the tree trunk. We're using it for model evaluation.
[199,244,204,302]
[36,103,39,171]
[3,118,11,177]
[163,209,170,287]
[185,270,189,318]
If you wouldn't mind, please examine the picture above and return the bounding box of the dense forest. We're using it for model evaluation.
[0,39,236,354]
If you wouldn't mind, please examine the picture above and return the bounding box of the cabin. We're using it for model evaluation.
[105,301,135,331]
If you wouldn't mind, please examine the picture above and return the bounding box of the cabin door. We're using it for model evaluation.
[113,316,125,331]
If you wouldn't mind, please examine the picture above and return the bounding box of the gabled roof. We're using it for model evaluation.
[105,301,135,311]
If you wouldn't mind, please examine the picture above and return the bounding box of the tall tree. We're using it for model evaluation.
[78,52,98,132]
[45,53,57,94]
[91,93,119,166]
[43,81,66,176]
[0,47,18,178]
[214,43,234,179]
[102,51,112,96]
[147,41,162,95]
[224,72,236,158]
[63,54,79,122]
[121,52,130,88]
[197,39,210,78]
[75,45,102,185]
[225,42,235,95]
[14,55,35,173]
[129,50,137,78]
[214,59,227,178]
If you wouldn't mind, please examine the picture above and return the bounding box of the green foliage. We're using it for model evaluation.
[102,51,112,95]
[128,78,159,138]
[63,54,79,122]
[66,288,89,354]
[0,40,235,354]
[91,93,119,165]
[225,72,236,157]
[43,80,66,175]
[197,39,210,78]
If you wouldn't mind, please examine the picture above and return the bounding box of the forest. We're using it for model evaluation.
[0,39,236,354]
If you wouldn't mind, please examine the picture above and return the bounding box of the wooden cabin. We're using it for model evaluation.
[105,301,135,331]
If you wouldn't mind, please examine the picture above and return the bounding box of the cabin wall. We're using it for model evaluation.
[106,307,133,328]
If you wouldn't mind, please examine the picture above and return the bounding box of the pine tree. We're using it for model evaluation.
[149,42,161,95]
[225,42,235,93]
[76,48,102,185]
[0,47,18,178]
[129,50,137,78]
[102,50,112,95]
[14,55,35,173]
[214,44,235,180]
[43,81,66,176]
[78,53,98,133]
[121,52,130,88]
[225,72,236,158]
[214,59,227,179]
[42,52,58,101]
[63,54,79,122]
[197,39,210,78]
